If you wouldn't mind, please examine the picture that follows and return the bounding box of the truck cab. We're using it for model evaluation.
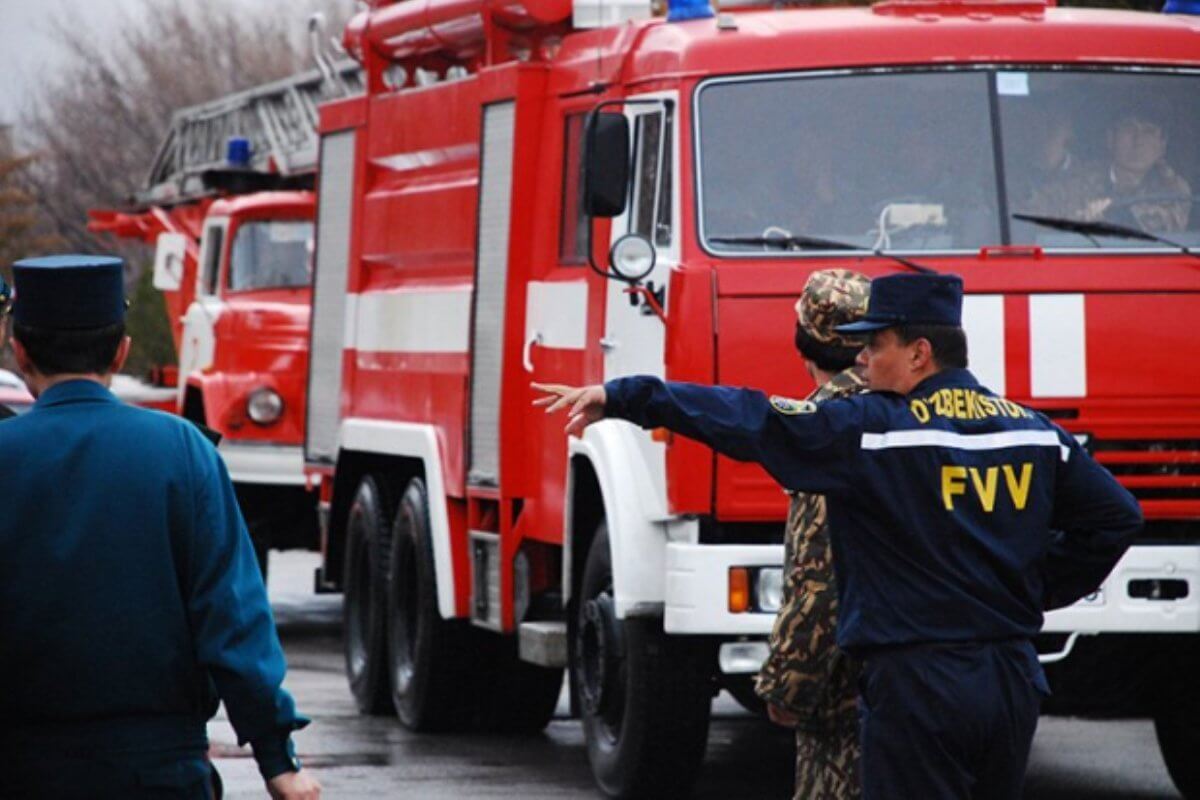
[179,192,317,570]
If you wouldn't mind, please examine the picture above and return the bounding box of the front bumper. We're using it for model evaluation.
[218,442,306,486]
[1043,545,1200,634]
[662,541,1200,637]
[664,542,782,635]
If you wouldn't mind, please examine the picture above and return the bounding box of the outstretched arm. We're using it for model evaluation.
[533,377,863,495]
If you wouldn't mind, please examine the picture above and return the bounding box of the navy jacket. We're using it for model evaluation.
[606,369,1142,651]
[0,381,306,777]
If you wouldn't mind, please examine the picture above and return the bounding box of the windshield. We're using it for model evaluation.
[697,69,1200,254]
[228,220,313,291]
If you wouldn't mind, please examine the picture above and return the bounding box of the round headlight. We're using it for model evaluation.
[609,233,656,283]
[247,388,284,425]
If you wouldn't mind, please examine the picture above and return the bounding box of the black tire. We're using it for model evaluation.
[342,475,393,715]
[1156,704,1200,799]
[386,477,474,731]
[575,524,713,799]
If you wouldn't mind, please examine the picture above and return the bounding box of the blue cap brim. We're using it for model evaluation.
[835,319,896,334]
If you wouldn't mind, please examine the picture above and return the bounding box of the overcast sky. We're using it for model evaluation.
[0,0,313,125]
[1,0,135,123]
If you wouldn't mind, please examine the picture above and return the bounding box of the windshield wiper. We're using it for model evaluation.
[709,233,935,274]
[1012,212,1200,261]
[710,233,861,252]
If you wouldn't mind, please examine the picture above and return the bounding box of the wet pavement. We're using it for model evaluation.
[209,552,1182,799]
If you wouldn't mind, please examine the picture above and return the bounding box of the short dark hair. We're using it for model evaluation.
[894,323,968,369]
[12,321,126,376]
[794,323,861,373]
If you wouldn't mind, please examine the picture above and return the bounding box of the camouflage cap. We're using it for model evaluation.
[794,269,870,347]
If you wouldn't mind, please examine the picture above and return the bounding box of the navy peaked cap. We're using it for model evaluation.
[12,255,126,329]
[835,273,963,333]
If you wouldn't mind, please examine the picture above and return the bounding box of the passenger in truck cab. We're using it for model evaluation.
[1013,105,1089,216]
[534,272,1142,800]
[754,269,870,800]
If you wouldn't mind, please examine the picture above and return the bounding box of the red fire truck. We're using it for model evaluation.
[90,59,362,573]
[304,0,1200,795]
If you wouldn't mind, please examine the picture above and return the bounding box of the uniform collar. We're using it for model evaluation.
[34,379,119,409]
[907,368,980,397]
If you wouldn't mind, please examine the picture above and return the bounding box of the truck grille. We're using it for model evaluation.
[1092,439,1200,522]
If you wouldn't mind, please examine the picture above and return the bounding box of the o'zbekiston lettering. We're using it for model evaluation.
[911,388,1028,424]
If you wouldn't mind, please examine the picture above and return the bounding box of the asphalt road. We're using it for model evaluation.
[209,552,1183,799]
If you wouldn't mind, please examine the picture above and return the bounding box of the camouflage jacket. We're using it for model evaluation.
[1025,159,1192,234]
[755,366,867,732]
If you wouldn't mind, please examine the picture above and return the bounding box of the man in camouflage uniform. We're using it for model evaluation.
[1027,101,1191,233]
[755,268,870,800]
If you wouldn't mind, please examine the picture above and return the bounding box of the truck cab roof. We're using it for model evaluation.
[209,191,315,219]
[553,6,1200,87]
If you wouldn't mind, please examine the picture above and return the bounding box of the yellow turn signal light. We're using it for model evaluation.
[728,567,750,613]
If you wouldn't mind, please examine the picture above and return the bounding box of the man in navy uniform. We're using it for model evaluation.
[534,272,1141,799]
[0,256,320,799]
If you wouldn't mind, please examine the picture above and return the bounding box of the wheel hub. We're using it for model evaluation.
[579,591,620,716]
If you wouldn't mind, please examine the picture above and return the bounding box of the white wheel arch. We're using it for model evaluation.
[566,420,684,618]
[339,418,457,619]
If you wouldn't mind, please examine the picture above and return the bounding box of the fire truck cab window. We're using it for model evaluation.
[699,71,999,253]
[559,113,589,264]
[698,69,1200,255]
[200,226,224,296]
[228,220,314,292]
[631,109,673,247]
[999,71,1200,247]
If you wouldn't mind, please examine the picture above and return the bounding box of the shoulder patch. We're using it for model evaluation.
[770,395,817,416]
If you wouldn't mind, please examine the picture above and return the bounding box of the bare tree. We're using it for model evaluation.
[16,0,349,373]
[0,149,63,269]
[22,0,349,253]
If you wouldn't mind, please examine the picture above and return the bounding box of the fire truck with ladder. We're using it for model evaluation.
[90,45,362,574]
[303,0,1200,795]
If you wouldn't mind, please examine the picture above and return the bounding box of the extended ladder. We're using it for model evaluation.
[142,59,362,205]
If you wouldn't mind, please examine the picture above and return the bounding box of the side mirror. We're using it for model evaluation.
[583,111,630,218]
[153,232,188,292]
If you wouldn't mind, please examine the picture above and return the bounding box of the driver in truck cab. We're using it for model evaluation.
[1024,99,1191,233]
[535,272,1141,800]
[1084,101,1192,232]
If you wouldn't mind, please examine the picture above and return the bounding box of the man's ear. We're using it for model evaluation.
[911,337,934,372]
[109,336,132,375]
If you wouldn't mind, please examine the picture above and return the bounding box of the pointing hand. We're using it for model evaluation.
[531,382,607,438]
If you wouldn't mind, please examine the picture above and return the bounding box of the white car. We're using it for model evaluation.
[0,369,34,415]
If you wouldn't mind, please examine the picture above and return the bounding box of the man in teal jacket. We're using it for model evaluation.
[0,255,320,799]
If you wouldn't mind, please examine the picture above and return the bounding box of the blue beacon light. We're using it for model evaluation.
[667,0,714,22]
[1163,0,1200,12]
[226,137,253,168]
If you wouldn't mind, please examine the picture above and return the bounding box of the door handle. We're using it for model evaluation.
[523,331,543,373]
